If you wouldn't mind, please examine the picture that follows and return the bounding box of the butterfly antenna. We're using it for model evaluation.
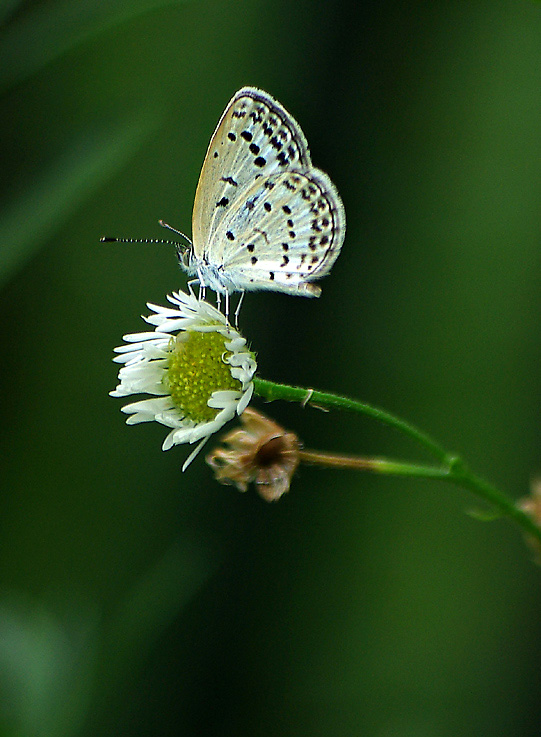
[100,235,188,248]
[159,220,192,248]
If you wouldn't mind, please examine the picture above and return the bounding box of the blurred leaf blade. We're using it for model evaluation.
[0,595,98,737]
[0,111,161,288]
[88,538,215,732]
[0,0,189,94]
[105,538,213,675]
[0,541,213,737]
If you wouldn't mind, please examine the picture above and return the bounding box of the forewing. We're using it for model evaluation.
[191,87,312,259]
[210,168,346,295]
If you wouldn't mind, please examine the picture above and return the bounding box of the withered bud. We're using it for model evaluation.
[518,477,541,559]
[518,477,541,523]
[206,408,301,502]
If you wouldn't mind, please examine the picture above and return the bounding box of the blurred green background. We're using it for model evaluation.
[1,0,540,735]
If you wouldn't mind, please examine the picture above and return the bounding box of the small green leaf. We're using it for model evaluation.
[465,507,503,522]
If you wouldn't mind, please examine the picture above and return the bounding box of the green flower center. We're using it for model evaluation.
[166,329,242,423]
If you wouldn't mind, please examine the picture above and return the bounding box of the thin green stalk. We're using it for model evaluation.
[254,378,451,464]
[253,377,541,546]
[300,450,452,480]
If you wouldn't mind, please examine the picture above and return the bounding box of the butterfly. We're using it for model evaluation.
[104,87,345,299]
[183,86,345,298]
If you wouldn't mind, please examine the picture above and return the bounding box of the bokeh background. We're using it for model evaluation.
[1,1,540,735]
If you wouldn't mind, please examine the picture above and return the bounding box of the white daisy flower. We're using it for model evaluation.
[111,291,256,470]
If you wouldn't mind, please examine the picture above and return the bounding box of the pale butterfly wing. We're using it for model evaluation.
[190,86,345,296]
[192,87,312,255]
[210,169,344,296]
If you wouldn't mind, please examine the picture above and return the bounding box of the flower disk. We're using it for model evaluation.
[167,331,242,423]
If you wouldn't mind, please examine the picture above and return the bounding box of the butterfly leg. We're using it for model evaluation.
[224,290,230,323]
[195,284,206,302]
[187,279,199,297]
[196,270,207,302]
[216,291,222,312]
[234,290,245,328]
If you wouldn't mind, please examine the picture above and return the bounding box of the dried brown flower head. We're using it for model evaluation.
[206,408,301,502]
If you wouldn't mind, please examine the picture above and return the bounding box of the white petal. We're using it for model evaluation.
[228,367,245,382]
[237,383,254,414]
[182,436,210,471]
[122,331,170,343]
[207,390,240,408]
[154,409,189,428]
[224,337,247,353]
[121,396,173,415]
[162,429,178,450]
[125,413,154,425]
[167,425,199,445]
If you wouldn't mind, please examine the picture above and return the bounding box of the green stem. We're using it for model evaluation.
[253,377,541,546]
[254,378,450,464]
[299,450,449,479]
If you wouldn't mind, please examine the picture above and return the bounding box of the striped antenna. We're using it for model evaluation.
[100,235,188,248]
[101,220,192,251]
[158,220,192,246]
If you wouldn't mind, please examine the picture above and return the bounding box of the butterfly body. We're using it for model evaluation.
[184,87,346,297]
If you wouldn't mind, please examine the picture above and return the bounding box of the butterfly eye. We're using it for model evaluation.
[178,247,193,269]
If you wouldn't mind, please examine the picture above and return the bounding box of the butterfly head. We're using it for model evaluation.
[175,241,193,271]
